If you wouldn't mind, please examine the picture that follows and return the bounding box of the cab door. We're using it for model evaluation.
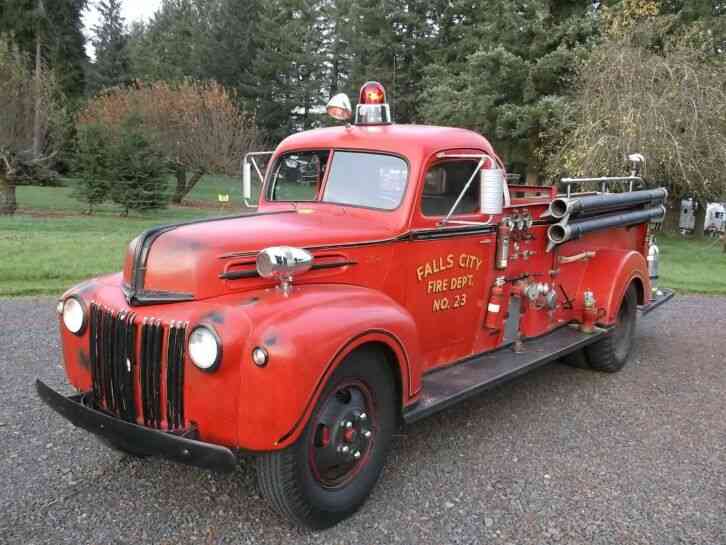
[405,153,498,372]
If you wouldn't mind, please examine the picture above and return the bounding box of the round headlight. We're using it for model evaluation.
[188,326,221,371]
[62,297,86,335]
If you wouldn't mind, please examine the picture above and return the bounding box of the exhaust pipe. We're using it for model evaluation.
[548,205,666,247]
[549,188,668,220]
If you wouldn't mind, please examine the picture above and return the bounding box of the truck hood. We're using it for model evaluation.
[123,207,403,302]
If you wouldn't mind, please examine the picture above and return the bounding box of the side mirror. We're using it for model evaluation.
[480,168,505,215]
[242,160,252,200]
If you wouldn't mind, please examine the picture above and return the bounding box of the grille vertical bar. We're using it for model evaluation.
[166,322,187,430]
[89,303,136,423]
[140,319,164,428]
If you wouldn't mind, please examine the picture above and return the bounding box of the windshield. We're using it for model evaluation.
[267,150,408,210]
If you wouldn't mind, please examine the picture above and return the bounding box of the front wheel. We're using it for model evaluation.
[256,347,397,529]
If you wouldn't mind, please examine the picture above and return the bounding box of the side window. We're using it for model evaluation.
[421,161,479,217]
[267,151,330,202]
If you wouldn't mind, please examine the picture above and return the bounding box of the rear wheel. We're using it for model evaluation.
[256,347,396,529]
[561,349,590,369]
[562,284,638,373]
[585,284,638,373]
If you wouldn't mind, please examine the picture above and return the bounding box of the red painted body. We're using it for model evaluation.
[58,124,652,452]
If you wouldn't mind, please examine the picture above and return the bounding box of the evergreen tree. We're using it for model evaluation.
[418,0,598,182]
[206,0,259,105]
[252,0,326,141]
[0,0,88,98]
[126,0,214,82]
[72,123,111,213]
[108,118,169,215]
[89,0,129,93]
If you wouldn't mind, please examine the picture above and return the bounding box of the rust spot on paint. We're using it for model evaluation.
[201,310,225,324]
[170,238,205,252]
[75,279,98,296]
[78,350,90,369]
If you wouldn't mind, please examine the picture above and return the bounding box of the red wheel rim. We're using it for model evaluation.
[307,379,377,489]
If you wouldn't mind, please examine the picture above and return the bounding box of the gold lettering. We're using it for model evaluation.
[433,297,450,312]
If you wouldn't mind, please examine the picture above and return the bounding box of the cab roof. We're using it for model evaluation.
[275,124,497,162]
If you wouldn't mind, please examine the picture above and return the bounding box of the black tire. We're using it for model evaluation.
[561,349,590,369]
[256,347,397,529]
[584,284,638,373]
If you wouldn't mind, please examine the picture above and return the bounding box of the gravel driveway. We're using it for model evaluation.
[0,296,724,545]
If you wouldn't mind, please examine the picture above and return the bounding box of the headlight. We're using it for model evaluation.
[62,297,86,335]
[188,326,222,371]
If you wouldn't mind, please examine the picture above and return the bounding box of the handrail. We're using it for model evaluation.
[560,176,644,196]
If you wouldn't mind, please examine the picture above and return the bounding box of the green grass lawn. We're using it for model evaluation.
[17,174,246,215]
[658,234,726,295]
[1,180,725,297]
[0,175,248,296]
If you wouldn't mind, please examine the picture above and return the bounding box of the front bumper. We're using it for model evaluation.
[35,380,238,472]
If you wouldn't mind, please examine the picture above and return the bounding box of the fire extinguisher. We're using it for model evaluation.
[485,276,507,330]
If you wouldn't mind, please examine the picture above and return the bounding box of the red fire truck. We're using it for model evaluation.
[37,82,673,528]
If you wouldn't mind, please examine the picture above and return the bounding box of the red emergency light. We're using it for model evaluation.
[355,81,392,125]
[359,81,387,105]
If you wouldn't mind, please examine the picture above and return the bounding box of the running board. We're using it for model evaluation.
[639,287,674,316]
[403,325,607,424]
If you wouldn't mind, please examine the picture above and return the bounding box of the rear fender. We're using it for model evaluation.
[578,249,650,325]
[237,284,421,451]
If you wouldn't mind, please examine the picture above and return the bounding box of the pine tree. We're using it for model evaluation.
[419,0,598,183]
[206,0,259,104]
[252,0,327,141]
[0,0,88,98]
[126,0,214,82]
[108,117,169,215]
[89,0,129,93]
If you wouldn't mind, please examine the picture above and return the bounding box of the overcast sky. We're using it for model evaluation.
[83,0,162,55]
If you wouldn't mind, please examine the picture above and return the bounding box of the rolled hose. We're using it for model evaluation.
[549,187,668,220]
[548,205,666,245]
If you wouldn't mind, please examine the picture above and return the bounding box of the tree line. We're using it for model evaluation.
[0,0,725,235]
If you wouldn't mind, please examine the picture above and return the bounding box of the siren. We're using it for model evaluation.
[355,81,392,125]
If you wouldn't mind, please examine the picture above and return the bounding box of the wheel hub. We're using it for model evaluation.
[309,382,376,488]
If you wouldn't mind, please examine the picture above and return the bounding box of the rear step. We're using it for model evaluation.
[638,287,674,316]
[403,325,607,424]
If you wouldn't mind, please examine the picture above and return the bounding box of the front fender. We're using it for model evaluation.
[578,249,650,325]
[237,284,421,451]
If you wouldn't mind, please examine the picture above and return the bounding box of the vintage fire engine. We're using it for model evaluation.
[38,82,673,528]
